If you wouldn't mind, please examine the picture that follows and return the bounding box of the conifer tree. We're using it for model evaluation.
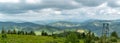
[7,30,12,34]
[25,31,28,35]
[17,31,24,35]
[13,29,17,34]
[1,27,6,34]
[30,31,35,35]
[41,31,48,36]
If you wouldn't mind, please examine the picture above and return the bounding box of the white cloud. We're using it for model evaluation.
[61,3,120,20]
[116,0,120,6]
[54,11,61,15]
[0,8,64,22]
[26,0,42,4]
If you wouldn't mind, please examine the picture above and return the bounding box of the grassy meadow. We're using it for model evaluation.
[0,34,119,43]
[0,34,65,43]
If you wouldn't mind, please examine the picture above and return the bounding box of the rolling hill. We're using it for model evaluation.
[0,20,120,36]
[48,20,120,36]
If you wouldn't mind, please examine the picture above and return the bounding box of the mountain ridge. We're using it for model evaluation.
[0,19,120,36]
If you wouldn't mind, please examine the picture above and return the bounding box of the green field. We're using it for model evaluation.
[0,34,120,43]
[0,34,65,43]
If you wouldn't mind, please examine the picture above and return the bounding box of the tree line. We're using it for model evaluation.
[63,31,119,43]
[1,28,49,36]
[1,28,35,35]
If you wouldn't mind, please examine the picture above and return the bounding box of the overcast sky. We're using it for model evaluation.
[0,0,120,22]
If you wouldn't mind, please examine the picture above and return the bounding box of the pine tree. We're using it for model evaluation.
[21,31,25,35]
[29,31,35,35]
[17,31,21,35]
[13,29,17,34]
[41,31,48,36]
[25,31,28,35]
[1,27,6,34]
[17,31,24,35]
[7,30,12,34]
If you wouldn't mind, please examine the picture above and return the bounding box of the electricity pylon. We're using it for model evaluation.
[102,23,110,43]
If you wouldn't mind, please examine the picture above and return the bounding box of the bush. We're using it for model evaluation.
[65,32,79,43]
[110,38,117,42]
[1,34,7,39]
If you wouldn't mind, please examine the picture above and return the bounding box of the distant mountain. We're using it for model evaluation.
[0,22,59,33]
[48,21,81,28]
[0,22,39,30]
[48,20,120,36]
[0,19,120,36]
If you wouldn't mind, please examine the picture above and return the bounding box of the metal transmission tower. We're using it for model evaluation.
[102,23,110,43]
[103,23,110,37]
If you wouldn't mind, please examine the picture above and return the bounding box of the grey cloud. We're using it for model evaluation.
[0,0,116,14]
[0,0,80,14]
[75,0,107,7]
[107,0,120,8]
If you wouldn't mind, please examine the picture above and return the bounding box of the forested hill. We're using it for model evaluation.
[0,20,120,36]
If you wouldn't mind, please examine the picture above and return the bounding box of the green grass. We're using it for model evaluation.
[0,34,65,43]
[79,39,85,43]
[0,34,120,43]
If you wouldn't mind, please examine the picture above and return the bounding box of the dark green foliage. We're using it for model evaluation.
[51,31,96,43]
[65,32,79,43]
[52,33,57,39]
[8,29,17,34]
[25,31,28,35]
[7,30,12,34]
[17,31,20,35]
[84,31,96,43]
[54,31,80,37]
[17,31,25,35]
[41,31,48,36]
[94,37,99,41]
[29,31,35,35]
[12,29,17,34]
[1,34,7,39]
[1,34,7,43]
[81,33,86,39]
[111,31,118,38]
[110,31,118,43]
[5,29,36,35]
[110,38,117,42]
[1,27,6,34]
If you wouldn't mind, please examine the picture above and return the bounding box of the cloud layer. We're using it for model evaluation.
[0,0,120,22]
